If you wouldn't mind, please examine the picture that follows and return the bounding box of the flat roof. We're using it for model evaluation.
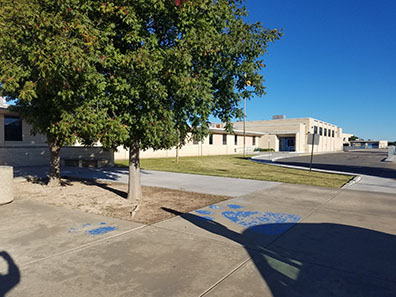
[209,127,265,136]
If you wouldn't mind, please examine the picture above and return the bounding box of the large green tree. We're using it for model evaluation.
[96,0,281,203]
[0,0,125,185]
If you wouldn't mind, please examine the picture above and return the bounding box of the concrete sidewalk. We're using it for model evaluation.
[2,183,396,296]
[14,166,280,197]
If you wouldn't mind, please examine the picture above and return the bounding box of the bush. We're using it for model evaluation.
[254,148,275,152]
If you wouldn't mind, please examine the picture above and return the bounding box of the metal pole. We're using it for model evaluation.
[243,97,246,158]
[309,133,315,172]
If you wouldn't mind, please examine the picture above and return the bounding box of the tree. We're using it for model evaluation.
[0,0,125,185]
[95,0,281,203]
[349,135,360,141]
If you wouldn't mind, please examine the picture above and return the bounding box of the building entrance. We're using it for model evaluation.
[279,136,296,151]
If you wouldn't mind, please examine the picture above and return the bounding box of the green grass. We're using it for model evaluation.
[115,155,353,188]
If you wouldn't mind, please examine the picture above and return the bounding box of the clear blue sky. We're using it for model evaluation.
[238,0,396,141]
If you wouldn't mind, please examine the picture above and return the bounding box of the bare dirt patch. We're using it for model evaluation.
[14,178,229,225]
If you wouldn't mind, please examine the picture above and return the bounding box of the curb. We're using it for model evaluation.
[250,157,357,178]
[342,175,362,188]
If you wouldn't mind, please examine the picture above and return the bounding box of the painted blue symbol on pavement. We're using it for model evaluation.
[195,210,213,215]
[86,226,117,235]
[68,222,118,236]
[209,205,224,210]
[222,211,301,235]
[227,204,243,209]
[192,203,301,236]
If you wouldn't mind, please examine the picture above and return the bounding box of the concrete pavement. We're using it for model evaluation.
[2,183,396,297]
[14,166,280,197]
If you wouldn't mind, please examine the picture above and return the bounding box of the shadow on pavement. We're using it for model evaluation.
[0,251,20,297]
[276,161,396,179]
[163,208,396,297]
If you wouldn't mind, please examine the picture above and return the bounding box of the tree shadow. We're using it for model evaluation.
[0,251,20,297]
[77,178,128,199]
[276,161,396,179]
[162,208,396,296]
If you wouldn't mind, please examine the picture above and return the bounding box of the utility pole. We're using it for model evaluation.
[243,97,246,158]
[309,132,316,172]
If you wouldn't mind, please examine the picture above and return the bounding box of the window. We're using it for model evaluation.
[328,129,331,137]
[222,134,227,145]
[314,126,318,134]
[319,127,323,136]
[192,137,199,145]
[332,130,335,137]
[209,134,213,145]
[234,135,238,145]
[324,128,327,137]
[4,116,22,141]
[252,136,256,146]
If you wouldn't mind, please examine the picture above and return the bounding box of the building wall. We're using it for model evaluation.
[379,141,388,149]
[306,118,344,153]
[114,133,260,160]
[0,145,114,167]
[234,118,345,153]
[0,109,113,167]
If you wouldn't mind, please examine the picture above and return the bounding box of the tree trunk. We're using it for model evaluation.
[176,147,179,164]
[127,140,142,204]
[48,139,61,187]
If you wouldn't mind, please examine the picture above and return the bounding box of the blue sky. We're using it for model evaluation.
[238,0,396,141]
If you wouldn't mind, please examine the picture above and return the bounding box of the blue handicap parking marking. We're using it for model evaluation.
[86,226,117,235]
[227,204,244,209]
[209,205,224,210]
[222,210,301,235]
[68,222,118,236]
[193,203,301,236]
[195,210,213,215]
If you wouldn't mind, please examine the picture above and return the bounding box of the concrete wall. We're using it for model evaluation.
[0,146,113,167]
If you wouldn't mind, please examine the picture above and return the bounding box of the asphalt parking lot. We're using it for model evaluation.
[276,149,396,179]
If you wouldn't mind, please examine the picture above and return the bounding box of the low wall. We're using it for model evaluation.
[0,166,13,205]
[0,146,113,167]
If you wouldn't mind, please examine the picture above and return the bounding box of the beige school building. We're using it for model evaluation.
[0,96,356,166]
[115,117,354,160]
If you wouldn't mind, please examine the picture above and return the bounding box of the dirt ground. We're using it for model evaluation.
[14,178,229,225]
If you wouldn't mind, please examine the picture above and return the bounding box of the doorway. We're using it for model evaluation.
[279,136,296,151]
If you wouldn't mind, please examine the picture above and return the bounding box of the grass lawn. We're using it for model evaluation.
[115,155,353,188]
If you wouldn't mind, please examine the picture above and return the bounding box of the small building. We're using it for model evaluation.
[349,140,388,149]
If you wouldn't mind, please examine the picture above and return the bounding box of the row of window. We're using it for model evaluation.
[314,126,335,138]
[3,117,260,146]
[3,116,22,141]
[206,134,256,146]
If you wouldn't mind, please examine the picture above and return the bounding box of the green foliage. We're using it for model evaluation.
[95,0,282,150]
[0,0,281,153]
[349,135,360,141]
[0,0,121,147]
